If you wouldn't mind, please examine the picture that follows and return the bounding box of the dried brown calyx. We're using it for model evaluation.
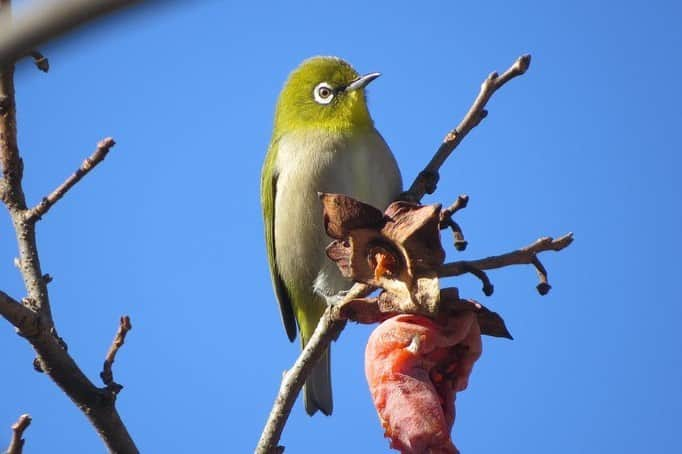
[320,193,512,339]
[322,193,445,315]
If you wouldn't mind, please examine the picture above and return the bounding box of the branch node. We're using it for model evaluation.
[444,129,458,142]
[32,358,44,373]
[27,51,49,72]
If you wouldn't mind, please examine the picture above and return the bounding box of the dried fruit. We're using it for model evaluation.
[365,313,482,454]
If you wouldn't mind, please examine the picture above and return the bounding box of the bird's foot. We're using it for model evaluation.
[323,290,349,307]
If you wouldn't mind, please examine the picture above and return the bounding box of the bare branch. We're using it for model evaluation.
[0,15,53,326]
[403,55,531,202]
[0,290,39,336]
[100,316,132,393]
[438,233,574,295]
[0,0,144,68]
[440,194,469,251]
[6,414,31,454]
[0,2,137,451]
[26,137,115,222]
[256,284,373,454]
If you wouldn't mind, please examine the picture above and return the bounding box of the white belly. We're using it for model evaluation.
[274,129,402,297]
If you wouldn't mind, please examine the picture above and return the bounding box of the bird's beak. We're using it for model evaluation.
[344,72,381,92]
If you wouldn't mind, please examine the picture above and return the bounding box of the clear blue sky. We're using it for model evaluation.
[1,1,681,452]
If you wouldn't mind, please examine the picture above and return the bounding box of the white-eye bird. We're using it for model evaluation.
[261,56,402,416]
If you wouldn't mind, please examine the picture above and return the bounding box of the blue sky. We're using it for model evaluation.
[1,0,681,452]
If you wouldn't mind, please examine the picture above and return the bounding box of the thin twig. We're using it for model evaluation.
[403,55,531,202]
[438,233,574,294]
[440,194,469,222]
[256,284,372,454]
[6,414,31,454]
[100,316,132,394]
[440,194,469,251]
[460,263,494,296]
[26,137,116,222]
[99,315,133,394]
[0,0,144,68]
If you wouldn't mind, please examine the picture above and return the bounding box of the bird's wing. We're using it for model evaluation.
[261,140,297,342]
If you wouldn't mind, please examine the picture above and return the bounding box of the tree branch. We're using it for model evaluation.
[0,2,137,451]
[402,54,531,202]
[438,233,574,295]
[0,0,145,68]
[6,414,31,454]
[26,137,115,223]
[256,284,372,454]
[0,290,39,336]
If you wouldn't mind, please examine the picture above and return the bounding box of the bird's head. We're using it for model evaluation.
[273,56,379,135]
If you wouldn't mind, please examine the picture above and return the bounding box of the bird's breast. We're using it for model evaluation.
[273,129,402,294]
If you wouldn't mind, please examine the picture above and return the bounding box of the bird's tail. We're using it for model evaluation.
[303,346,332,416]
[296,293,333,416]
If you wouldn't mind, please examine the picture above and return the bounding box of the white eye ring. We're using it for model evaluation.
[313,82,335,104]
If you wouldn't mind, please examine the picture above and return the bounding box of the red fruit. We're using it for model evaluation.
[365,313,482,454]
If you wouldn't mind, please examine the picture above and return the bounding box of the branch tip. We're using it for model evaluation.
[536,282,551,295]
[517,54,531,73]
[438,233,573,295]
[26,137,116,222]
[6,413,32,454]
[403,54,532,202]
[28,51,49,72]
[440,195,470,251]
[100,315,132,392]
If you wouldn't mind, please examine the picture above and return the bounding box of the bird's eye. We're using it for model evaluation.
[313,82,335,105]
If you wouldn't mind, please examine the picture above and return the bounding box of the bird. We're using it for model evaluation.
[261,56,402,416]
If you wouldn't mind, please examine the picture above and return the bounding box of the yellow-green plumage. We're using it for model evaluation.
[261,56,402,416]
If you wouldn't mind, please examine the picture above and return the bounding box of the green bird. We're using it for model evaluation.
[261,56,402,416]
